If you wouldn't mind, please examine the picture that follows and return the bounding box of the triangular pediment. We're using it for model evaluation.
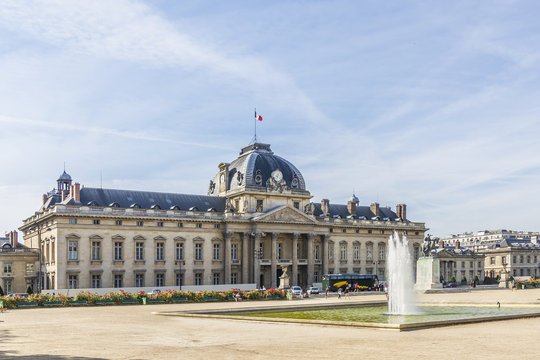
[253,205,315,224]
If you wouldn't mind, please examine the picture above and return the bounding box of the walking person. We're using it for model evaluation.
[344,287,350,300]
[325,286,329,299]
[337,287,342,299]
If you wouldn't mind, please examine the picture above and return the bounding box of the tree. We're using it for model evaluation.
[461,275,467,284]
[449,276,456,283]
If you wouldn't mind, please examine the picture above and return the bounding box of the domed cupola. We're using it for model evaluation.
[208,142,310,198]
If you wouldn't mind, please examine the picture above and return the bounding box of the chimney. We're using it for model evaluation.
[8,230,18,248]
[396,203,407,220]
[321,199,330,216]
[73,183,81,202]
[347,195,358,215]
[439,240,444,249]
[61,190,67,202]
[70,184,74,198]
[370,202,380,217]
[42,194,47,204]
[456,241,460,250]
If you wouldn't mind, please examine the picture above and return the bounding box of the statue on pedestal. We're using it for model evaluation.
[279,266,290,290]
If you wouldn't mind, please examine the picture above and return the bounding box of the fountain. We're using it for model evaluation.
[386,231,417,315]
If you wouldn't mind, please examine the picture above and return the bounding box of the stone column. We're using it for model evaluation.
[241,232,249,284]
[323,234,329,276]
[271,232,279,288]
[224,231,233,284]
[307,233,315,285]
[292,233,299,286]
[253,232,263,288]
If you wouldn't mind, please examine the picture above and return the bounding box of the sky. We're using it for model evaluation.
[1,0,540,239]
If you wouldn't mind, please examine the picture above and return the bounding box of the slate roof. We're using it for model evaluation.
[72,187,226,212]
[311,203,400,220]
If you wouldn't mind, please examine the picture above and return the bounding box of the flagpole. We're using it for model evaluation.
[254,108,257,143]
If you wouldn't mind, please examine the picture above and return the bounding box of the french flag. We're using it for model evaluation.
[255,110,263,121]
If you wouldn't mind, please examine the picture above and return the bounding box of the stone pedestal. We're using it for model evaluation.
[499,272,510,288]
[278,266,290,290]
[415,257,443,290]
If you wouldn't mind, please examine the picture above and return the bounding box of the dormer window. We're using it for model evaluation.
[151,204,161,210]
[130,203,141,209]
[109,202,120,208]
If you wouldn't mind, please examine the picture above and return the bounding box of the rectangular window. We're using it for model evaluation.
[156,273,164,287]
[176,243,184,261]
[231,273,238,284]
[259,243,264,258]
[177,222,183,228]
[114,242,123,261]
[368,230,372,234]
[69,218,77,224]
[91,241,101,260]
[314,271,319,283]
[379,246,385,261]
[195,273,202,285]
[195,243,203,261]
[115,220,122,226]
[213,243,221,261]
[156,243,164,261]
[461,261,465,268]
[520,255,524,263]
[214,224,220,229]
[91,274,101,288]
[196,223,202,228]
[68,241,78,260]
[366,244,373,261]
[329,244,334,261]
[293,202,299,209]
[3,263,12,273]
[231,243,238,261]
[513,256,517,263]
[135,273,144,287]
[340,244,347,261]
[502,256,507,265]
[68,274,78,289]
[354,245,360,260]
[315,245,320,260]
[93,219,100,225]
[277,243,282,260]
[137,221,143,227]
[135,242,144,261]
[157,221,164,227]
[213,273,220,285]
[256,199,263,212]
[176,272,183,286]
[114,274,123,288]
[490,257,495,265]
[3,279,12,294]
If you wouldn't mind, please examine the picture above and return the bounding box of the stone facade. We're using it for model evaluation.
[0,232,39,293]
[483,240,540,279]
[20,142,427,291]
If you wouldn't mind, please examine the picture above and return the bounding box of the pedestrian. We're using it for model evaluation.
[345,287,350,300]
[337,288,342,299]
[325,286,329,299]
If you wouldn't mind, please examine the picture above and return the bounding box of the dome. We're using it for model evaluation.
[349,194,359,202]
[57,171,72,181]
[208,143,308,195]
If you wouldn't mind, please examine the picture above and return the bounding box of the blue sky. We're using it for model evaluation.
[1,0,539,238]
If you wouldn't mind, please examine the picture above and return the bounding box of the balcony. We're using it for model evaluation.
[277,259,292,265]
[260,259,271,265]
[297,259,308,265]
[232,259,241,265]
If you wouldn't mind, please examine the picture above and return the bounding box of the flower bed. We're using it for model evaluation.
[0,288,286,309]
[515,278,540,289]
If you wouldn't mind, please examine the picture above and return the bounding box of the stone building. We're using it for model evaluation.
[482,239,540,279]
[20,142,427,291]
[0,231,39,294]
[441,229,540,250]
[429,241,485,283]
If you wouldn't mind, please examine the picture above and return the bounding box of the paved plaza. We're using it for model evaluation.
[1,288,540,359]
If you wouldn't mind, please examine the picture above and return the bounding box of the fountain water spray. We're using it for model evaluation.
[386,231,417,315]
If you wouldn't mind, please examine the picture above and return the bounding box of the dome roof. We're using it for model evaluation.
[208,143,308,195]
[349,194,359,202]
[57,171,72,182]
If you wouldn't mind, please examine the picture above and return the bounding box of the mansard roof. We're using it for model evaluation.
[76,187,226,212]
[311,203,400,220]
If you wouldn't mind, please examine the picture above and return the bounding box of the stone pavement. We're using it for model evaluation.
[1,289,539,359]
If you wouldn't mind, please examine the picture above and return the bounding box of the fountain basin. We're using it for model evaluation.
[155,302,540,331]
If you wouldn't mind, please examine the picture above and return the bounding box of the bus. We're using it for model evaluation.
[322,273,378,292]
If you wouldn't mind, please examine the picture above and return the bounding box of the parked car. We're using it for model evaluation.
[307,287,320,295]
[291,286,302,295]
[8,293,29,297]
